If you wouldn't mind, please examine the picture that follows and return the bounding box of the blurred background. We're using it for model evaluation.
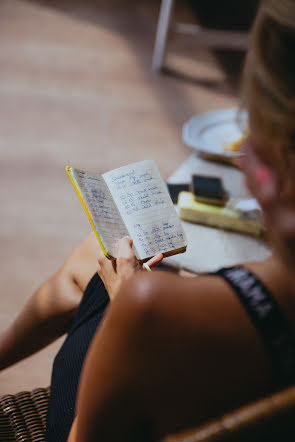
[0,0,257,394]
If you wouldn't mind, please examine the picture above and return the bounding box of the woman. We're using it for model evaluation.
[1,1,295,441]
[67,1,295,440]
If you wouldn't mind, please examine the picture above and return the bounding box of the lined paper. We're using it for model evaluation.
[71,168,129,257]
[103,160,187,259]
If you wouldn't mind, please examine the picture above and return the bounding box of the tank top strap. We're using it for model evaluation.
[215,266,295,389]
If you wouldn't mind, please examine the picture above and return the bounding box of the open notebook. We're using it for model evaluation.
[67,160,187,262]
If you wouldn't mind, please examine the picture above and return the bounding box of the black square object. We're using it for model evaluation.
[191,175,224,200]
[166,183,190,204]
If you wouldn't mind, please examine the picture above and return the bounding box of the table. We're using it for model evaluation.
[165,154,271,273]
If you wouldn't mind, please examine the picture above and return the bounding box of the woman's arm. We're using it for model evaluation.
[0,233,100,371]
[70,263,275,442]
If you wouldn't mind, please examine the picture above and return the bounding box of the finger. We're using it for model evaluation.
[97,248,107,267]
[116,237,139,274]
[116,236,133,254]
[97,249,116,275]
[116,237,136,262]
[145,253,164,269]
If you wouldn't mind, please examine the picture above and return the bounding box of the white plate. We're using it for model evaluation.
[182,107,247,158]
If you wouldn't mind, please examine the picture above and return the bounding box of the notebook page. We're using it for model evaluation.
[103,160,187,260]
[70,168,129,257]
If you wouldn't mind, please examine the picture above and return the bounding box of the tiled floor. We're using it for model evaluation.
[0,0,247,394]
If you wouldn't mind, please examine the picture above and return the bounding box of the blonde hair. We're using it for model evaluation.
[241,0,295,175]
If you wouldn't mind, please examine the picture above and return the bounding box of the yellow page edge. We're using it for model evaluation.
[66,166,115,260]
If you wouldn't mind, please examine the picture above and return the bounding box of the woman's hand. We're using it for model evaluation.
[97,237,163,300]
[241,142,295,273]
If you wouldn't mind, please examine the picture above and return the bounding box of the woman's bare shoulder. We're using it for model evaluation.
[113,266,273,435]
[120,267,264,348]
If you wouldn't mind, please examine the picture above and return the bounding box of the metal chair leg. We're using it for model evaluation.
[152,0,175,72]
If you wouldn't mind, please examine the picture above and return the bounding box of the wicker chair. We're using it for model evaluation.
[0,387,50,442]
[1,385,295,442]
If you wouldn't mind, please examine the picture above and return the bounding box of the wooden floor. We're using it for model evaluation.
[0,0,244,395]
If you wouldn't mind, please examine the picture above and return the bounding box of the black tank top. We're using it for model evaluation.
[46,273,108,442]
[46,266,295,442]
[215,266,295,388]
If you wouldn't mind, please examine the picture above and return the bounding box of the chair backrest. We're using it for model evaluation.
[0,387,50,442]
[1,385,295,442]
[162,385,295,442]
